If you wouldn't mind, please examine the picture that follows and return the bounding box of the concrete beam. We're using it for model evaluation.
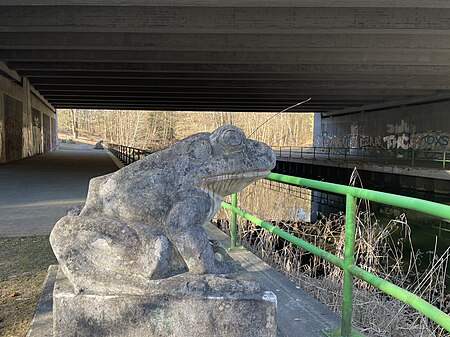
[3,49,450,66]
[35,86,438,97]
[48,103,346,113]
[10,62,450,76]
[1,1,450,8]
[39,92,399,104]
[40,92,383,103]
[27,78,450,90]
[0,61,21,82]
[1,6,450,33]
[30,86,55,112]
[50,101,324,111]
[3,32,450,50]
[18,71,450,85]
[47,97,358,106]
[322,93,450,117]
[24,74,450,89]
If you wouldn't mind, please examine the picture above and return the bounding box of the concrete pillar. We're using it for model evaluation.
[55,109,59,150]
[0,90,4,163]
[40,111,44,154]
[313,112,322,147]
[22,78,33,158]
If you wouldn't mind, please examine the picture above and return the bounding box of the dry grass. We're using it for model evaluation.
[0,236,56,337]
[216,181,450,337]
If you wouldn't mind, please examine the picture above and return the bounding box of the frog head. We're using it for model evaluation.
[182,125,276,197]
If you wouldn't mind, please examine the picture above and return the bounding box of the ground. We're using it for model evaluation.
[0,236,56,337]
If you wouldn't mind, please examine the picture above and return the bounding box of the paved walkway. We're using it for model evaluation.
[0,142,119,237]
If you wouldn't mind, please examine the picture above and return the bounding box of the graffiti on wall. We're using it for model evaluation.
[43,114,51,153]
[321,118,449,151]
[417,132,449,148]
[51,117,57,150]
[324,135,350,148]
[323,134,384,149]
[359,135,383,148]
[0,122,4,163]
[4,94,23,162]
[31,108,42,155]
[323,129,384,149]
[382,119,449,150]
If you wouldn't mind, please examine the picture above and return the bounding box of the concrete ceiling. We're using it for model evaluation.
[1,1,450,115]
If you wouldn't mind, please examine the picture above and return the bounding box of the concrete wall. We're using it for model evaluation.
[0,74,56,163]
[314,102,450,151]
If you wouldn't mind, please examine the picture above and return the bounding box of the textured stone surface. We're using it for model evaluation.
[53,267,277,337]
[50,124,275,295]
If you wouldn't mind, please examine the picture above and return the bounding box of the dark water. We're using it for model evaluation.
[311,190,450,256]
[310,190,450,289]
[252,180,450,289]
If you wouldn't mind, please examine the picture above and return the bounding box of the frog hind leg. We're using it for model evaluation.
[50,214,172,294]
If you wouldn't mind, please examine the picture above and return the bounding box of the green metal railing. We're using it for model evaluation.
[222,172,450,336]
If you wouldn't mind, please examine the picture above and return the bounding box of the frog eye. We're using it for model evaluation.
[221,129,244,148]
[210,125,246,152]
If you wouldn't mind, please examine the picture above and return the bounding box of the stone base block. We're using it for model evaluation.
[53,269,277,337]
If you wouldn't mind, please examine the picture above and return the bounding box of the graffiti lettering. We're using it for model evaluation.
[384,131,449,150]
[382,119,449,150]
[421,134,449,147]
[360,135,383,148]
[383,135,396,149]
[386,119,415,134]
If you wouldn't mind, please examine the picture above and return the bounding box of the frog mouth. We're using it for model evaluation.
[200,170,270,196]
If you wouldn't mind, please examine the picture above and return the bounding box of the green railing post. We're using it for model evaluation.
[443,151,446,169]
[341,194,357,337]
[230,193,238,249]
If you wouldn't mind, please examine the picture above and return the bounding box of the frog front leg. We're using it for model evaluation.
[166,196,220,274]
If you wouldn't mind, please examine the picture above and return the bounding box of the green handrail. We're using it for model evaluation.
[222,172,450,336]
[267,172,450,220]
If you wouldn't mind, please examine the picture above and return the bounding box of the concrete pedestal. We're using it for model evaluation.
[53,268,277,337]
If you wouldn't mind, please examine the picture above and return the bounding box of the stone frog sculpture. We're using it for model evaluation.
[50,125,276,295]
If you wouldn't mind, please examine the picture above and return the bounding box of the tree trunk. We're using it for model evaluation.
[70,109,78,139]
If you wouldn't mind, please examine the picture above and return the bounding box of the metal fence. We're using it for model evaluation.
[273,146,450,169]
[222,172,450,336]
[107,143,153,165]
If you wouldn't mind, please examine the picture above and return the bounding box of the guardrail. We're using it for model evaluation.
[107,143,153,165]
[222,172,450,336]
[272,146,450,169]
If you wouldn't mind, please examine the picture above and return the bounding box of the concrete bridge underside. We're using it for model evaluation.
[1,1,450,164]
[1,1,450,114]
